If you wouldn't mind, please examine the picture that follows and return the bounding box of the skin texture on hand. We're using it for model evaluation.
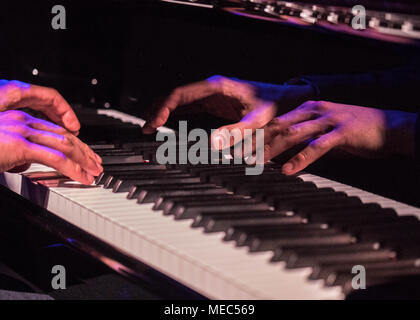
[0,80,80,135]
[259,101,416,175]
[0,80,102,184]
[0,110,102,185]
[143,75,315,147]
[142,76,416,176]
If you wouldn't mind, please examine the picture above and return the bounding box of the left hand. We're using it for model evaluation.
[0,80,80,134]
[258,101,416,175]
[0,80,82,173]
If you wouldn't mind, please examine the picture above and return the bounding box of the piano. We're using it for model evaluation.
[2,107,420,299]
[1,0,420,300]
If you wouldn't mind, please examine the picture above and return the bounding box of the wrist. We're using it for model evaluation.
[296,84,317,101]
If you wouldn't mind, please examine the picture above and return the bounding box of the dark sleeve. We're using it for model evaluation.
[415,111,420,188]
[301,62,420,112]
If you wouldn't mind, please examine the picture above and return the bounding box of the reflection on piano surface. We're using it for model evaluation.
[165,0,420,44]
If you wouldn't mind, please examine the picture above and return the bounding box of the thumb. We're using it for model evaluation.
[210,101,276,150]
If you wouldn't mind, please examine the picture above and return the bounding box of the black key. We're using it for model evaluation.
[335,267,420,293]
[113,176,201,192]
[90,143,116,150]
[232,223,332,247]
[96,167,170,185]
[187,165,249,176]
[168,199,271,219]
[271,242,381,262]
[233,181,315,196]
[208,172,298,186]
[121,141,164,149]
[96,148,136,156]
[101,163,167,172]
[103,171,187,188]
[345,216,420,235]
[191,162,283,174]
[274,194,361,211]
[107,169,184,178]
[101,154,144,165]
[201,213,304,233]
[309,258,420,281]
[323,213,401,228]
[299,204,394,221]
[130,182,216,201]
[192,210,287,228]
[265,187,338,203]
[152,188,231,206]
[248,232,355,252]
[286,247,396,269]
[130,183,222,201]
[359,227,420,243]
[153,194,245,211]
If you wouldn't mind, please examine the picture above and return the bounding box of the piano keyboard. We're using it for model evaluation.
[1,108,420,300]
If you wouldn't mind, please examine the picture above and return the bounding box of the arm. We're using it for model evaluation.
[300,61,420,111]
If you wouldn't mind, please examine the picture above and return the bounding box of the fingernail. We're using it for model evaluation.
[64,112,81,131]
[282,163,293,174]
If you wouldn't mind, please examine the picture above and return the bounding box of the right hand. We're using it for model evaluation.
[143,75,315,148]
[0,110,103,185]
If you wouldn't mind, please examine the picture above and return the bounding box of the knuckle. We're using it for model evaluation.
[7,110,27,122]
[64,136,74,147]
[0,81,25,107]
[7,81,21,91]
[207,75,226,84]
[15,123,29,135]
[333,130,346,145]
[45,150,65,163]
[313,136,336,150]
[2,121,28,135]
[217,77,235,95]
[48,88,61,105]
[314,139,329,150]
[168,87,184,103]
[298,100,316,110]
[62,133,74,146]
[326,112,347,124]
[267,118,283,134]
[9,80,23,87]
[297,150,309,162]
[315,100,331,111]
[17,138,33,161]
[45,86,58,95]
[284,124,298,136]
